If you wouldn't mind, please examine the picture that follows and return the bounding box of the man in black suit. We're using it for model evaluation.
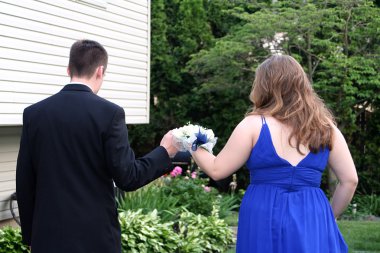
[16,39,177,253]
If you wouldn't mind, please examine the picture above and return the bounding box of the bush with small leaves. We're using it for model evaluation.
[178,206,235,253]
[119,209,180,253]
[0,226,30,253]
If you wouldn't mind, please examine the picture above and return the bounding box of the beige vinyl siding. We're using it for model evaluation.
[0,0,150,221]
[0,127,21,221]
[0,0,151,125]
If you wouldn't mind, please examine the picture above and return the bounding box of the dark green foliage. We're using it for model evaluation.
[117,173,238,253]
[217,194,241,219]
[119,208,235,253]
[116,183,181,222]
[0,227,30,253]
[342,194,380,219]
[119,210,179,253]
[177,208,235,253]
[117,171,240,221]
[129,0,380,194]
[160,176,218,217]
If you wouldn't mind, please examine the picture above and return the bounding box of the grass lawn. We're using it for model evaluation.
[338,220,380,253]
[226,220,380,252]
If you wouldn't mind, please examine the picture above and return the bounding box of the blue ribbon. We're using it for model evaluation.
[191,128,208,151]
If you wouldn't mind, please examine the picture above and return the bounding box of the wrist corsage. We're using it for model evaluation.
[172,123,217,153]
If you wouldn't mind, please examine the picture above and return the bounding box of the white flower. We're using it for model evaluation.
[172,123,217,153]
[205,129,215,139]
[172,128,184,139]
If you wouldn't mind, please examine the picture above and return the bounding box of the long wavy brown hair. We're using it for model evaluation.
[247,55,335,154]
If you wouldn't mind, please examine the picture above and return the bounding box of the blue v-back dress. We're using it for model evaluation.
[236,117,348,252]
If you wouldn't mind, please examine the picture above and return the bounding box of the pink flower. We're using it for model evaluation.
[203,186,211,192]
[170,166,183,177]
[191,171,197,179]
[174,166,183,174]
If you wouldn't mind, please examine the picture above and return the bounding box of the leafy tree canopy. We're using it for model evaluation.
[129,0,380,193]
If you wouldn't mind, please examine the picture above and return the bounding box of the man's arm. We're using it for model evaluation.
[16,111,36,245]
[104,107,174,191]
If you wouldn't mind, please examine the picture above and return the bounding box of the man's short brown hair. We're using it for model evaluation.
[68,40,108,78]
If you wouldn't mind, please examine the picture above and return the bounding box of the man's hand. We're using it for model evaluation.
[160,131,178,158]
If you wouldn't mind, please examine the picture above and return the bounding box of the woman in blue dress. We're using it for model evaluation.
[191,55,358,252]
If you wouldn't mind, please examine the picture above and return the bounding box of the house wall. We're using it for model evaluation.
[0,0,151,125]
[0,127,21,221]
[0,0,150,222]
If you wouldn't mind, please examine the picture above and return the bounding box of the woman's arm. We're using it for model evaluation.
[191,116,259,181]
[328,125,358,218]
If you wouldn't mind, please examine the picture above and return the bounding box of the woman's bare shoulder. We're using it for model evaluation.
[240,114,263,128]
[234,115,263,146]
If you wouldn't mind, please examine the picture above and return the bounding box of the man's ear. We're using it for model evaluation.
[96,66,105,79]
[67,67,71,77]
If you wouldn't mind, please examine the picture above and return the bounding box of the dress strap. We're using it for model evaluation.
[261,115,267,125]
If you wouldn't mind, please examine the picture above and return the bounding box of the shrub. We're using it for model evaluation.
[119,208,235,253]
[217,194,240,220]
[117,183,181,222]
[161,170,219,216]
[0,226,30,253]
[118,167,241,220]
[117,167,239,252]
[354,194,380,216]
[342,194,380,220]
[119,209,179,253]
[178,206,235,253]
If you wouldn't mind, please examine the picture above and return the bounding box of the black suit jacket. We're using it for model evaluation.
[16,84,172,253]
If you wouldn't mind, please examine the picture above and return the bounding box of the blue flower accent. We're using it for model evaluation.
[191,128,208,151]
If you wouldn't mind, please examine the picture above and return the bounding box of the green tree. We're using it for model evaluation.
[129,0,380,194]
[186,0,380,192]
[129,0,214,155]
